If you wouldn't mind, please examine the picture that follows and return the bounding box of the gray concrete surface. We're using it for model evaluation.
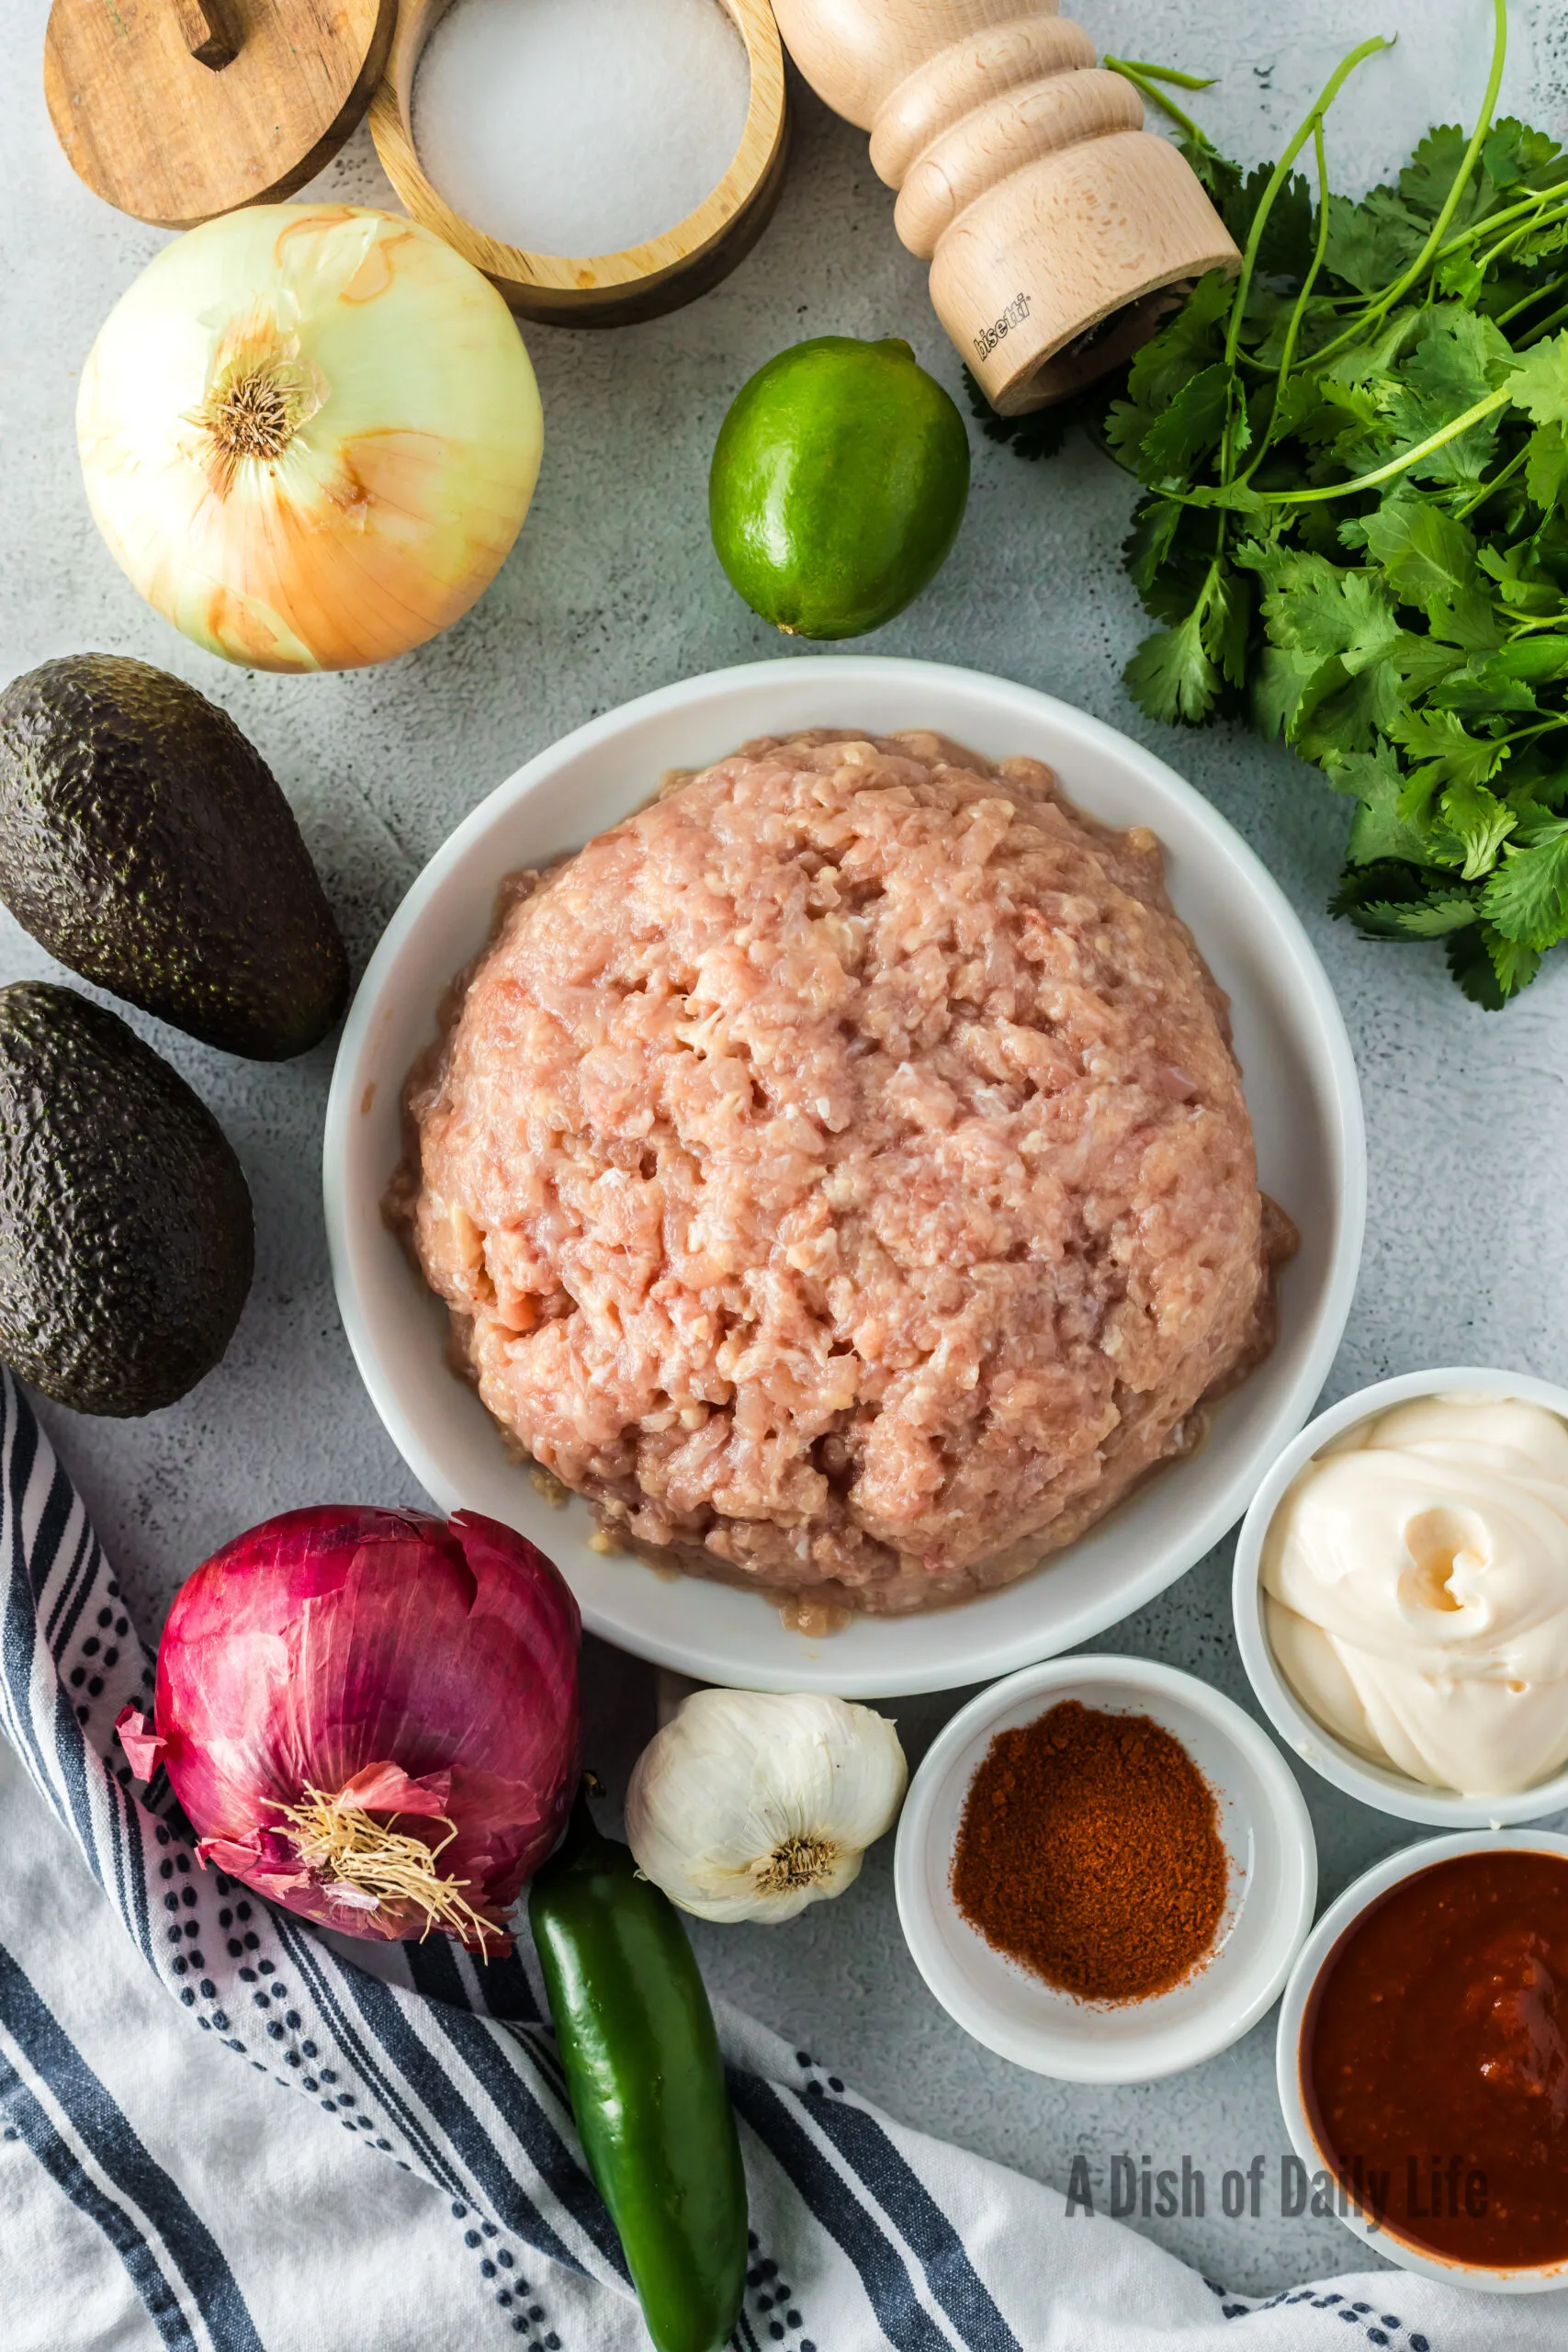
[4,0,1566,2301]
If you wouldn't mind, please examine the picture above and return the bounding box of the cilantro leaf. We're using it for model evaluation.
[1122,496,1184,601]
[1359,499,1480,616]
[1481,118,1568,192]
[1425,586,1504,651]
[960,369,1078,459]
[1355,891,1481,937]
[1253,645,1320,740]
[1415,308,1514,392]
[1426,635,1568,711]
[1181,139,1243,209]
[1390,631,1465,695]
[1434,248,1486,307]
[1478,538,1562,612]
[1509,332,1568,424]
[1237,548,1403,751]
[1483,925,1543,999]
[1480,820,1568,946]
[1214,163,1316,281]
[1429,661,1540,718]
[1437,776,1517,877]
[1237,546,1401,664]
[1123,270,1234,414]
[1323,188,1427,296]
[1330,859,1432,922]
[1104,397,1156,471]
[1201,565,1251,689]
[1331,863,1480,940]
[1333,745,1440,864]
[1526,421,1568,511]
[1246,292,1342,371]
[1135,363,1234,486]
[1399,125,1493,232]
[1321,308,1426,392]
[1182,482,1273,522]
[1445,923,1508,1006]
[1389,707,1509,786]
[1515,216,1568,268]
[1486,635,1568,682]
[1124,610,1220,726]
[1294,656,1404,759]
[1372,311,1513,488]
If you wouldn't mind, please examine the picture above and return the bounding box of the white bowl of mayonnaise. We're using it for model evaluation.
[1234,1368,1568,1826]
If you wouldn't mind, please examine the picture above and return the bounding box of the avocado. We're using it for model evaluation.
[0,983,254,1416]
[0,654,349,1059]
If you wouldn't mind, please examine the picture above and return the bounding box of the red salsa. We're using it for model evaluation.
[1304,1849,1568,2270]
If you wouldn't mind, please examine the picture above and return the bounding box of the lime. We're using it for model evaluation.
[709,336,971,640]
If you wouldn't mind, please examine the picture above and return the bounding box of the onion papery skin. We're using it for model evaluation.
[120,1506,581,1951]
[77,207,543,673]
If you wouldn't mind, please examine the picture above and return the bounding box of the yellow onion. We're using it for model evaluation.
[77,206,543,673]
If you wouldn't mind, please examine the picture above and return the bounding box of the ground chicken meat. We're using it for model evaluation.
[393,731,1292,1616]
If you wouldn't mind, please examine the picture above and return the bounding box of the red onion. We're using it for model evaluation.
[118,1505,581,1954]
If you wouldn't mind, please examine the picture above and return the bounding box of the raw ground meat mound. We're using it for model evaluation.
[395,732,1291,1618]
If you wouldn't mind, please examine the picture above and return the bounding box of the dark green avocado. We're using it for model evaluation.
[0,654,349,1059]
[0,983,254,1416]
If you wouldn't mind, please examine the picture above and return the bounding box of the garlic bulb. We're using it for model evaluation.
[77,205,543,673]
[625,1690,907,1924]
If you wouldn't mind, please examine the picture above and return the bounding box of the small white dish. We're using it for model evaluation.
[1276,1828,1568,2292]
[323,654,1365,1697]
[893,1656,1316,2082]
[1234,1366,1568,1826]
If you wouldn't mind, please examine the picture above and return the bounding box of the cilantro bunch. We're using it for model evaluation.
[984,0,1568,1005]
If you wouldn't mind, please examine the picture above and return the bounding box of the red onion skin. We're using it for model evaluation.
[118,1506,581,1951]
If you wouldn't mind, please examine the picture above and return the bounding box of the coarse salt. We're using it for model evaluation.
[412,0,751,258]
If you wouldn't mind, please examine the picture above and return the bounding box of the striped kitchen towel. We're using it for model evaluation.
[0,1366,1561,2352]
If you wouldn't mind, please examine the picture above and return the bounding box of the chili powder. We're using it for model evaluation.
[950,1699,1229,2002]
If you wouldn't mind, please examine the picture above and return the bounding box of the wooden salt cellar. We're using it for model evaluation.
[370,0,790,326]
[771,0,1239,412]
[44,0,397,230]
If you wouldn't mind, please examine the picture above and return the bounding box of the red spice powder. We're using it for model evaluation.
[950,1699,1229,2003]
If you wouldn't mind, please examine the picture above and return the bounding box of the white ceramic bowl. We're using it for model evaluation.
[894,1656,1317,2081]
[1276,1829,1568,2291]
[323,655,1365,1696]
[1235,1367,1568,1826]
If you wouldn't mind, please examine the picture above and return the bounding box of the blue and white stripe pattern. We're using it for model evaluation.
[0,1366,1520,2349]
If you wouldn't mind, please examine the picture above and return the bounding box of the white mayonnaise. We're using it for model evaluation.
[1262,1395,1568,1795]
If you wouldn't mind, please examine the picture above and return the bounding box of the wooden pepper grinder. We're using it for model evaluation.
[771,0,1239,413]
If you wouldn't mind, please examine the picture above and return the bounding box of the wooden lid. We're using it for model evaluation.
[44,0,397,231]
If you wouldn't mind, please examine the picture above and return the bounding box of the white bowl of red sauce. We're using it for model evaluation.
[1278,1831,1568,2291]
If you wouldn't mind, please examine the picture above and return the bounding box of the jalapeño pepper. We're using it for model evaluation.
[528,1789,747,2352]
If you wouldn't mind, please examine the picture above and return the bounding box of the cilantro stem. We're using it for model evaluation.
[1454,442,1530,518]
[1495,275,1568,329]
[1103,57,1218,92]
[1309,0,1509,368]
[1243,383,1511,503]
[1518,294,1568,346]
[1102,57,1211,146]
[1222,36,1395,376]
[1496,716,1566,747]
[1434,181,1568,268]
[1470,203,1568,277]
[1235,119,1334,492]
